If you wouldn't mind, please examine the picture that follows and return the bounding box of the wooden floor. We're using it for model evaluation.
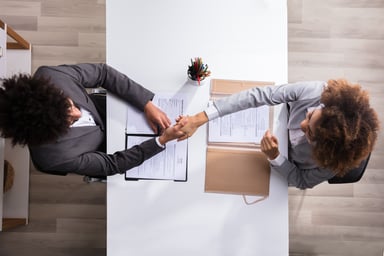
[288,1,384,255]
[0,1,107,255]
[0,0,383,255]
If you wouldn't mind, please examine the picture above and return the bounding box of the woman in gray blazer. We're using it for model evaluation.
[177,79,379,189]
[0,63,184,177]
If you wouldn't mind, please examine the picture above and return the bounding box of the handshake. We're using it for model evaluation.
[146,101,280,160]
[157,112,208,145]
[144,101,207,145]
[158,114,280,161]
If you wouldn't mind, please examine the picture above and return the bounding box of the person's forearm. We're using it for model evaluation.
[158,134,168,145]
[101,64,154,110]
[193,111,209,127]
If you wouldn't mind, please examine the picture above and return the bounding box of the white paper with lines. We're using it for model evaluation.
[208,105,270,144]
[125,92,188,181]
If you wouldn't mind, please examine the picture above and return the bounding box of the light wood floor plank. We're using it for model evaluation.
[29,174,106,204]
[17,30,79,46]
[79,33,106,48]
[38,16,105,33]
[290,239,384,256]
[289,196,384,212]
[329,0,384,8]
[56,218,105,234]
[29,203,106,220]
[288,183,354,197]
[0,248,106,256]
[41,0,105,18]
[0,232,105,248]
[0,1,41,16]
[0,15,38,31]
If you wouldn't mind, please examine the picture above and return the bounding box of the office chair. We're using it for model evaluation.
[83,89,107,183]
[328,152,371,184]
[83,176,107,183]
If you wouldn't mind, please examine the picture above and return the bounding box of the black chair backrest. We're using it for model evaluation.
[328,153,371,184]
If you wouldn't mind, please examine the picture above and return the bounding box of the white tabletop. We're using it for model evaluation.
[106,1,288,255]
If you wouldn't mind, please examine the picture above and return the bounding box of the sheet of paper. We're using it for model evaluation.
[125,136,188,180]
[208,106,270,144]
[126,93,186,135]
[125,92,188,180]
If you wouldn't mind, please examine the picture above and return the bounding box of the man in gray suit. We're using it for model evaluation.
[0,63,185,177]
[177,80,379,189]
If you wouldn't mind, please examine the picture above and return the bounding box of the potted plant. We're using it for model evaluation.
[187,57,211,85]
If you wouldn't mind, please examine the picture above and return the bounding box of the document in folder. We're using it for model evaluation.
[124,93,188,181]
[205,79,273,200]
[208,105,270,144]
[208,79,274,145]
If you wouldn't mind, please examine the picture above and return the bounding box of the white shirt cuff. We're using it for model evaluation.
[269,153,284,166]
[204,101,220,120]
[155,137,165,148]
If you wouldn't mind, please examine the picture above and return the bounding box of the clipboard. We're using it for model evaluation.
[123,93,188,182]
[204,79,274,204]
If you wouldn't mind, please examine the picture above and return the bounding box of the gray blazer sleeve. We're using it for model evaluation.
[271,160,335,189]
[37,138,165,177]
[213,81,326,117]
[35,63,155,111]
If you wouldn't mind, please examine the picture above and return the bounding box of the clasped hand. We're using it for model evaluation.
[144,101,191,143]
[260,130,280,160]
[144,101,171,134]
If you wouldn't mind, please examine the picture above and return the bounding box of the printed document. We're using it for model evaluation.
[125,136,187,180]
[125,93,188,181]
[208,105,270,144]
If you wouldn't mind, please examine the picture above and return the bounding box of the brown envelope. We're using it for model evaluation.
[205,146,270,197]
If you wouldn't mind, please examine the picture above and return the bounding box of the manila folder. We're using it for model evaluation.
[205,147,270,196]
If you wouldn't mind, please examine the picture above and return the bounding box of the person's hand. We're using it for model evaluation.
[144,101,171,134]
[260,130,280,160]
[158,123,186,145]
[176,112,208,141]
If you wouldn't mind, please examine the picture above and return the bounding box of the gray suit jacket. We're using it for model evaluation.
[213,81,336,189]
[29,63,164,177]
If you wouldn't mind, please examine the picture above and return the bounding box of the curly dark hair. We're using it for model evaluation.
[0,74,71,146]
[312,79,380,176]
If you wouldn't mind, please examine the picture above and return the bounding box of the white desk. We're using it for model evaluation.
[106,1,288,255]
